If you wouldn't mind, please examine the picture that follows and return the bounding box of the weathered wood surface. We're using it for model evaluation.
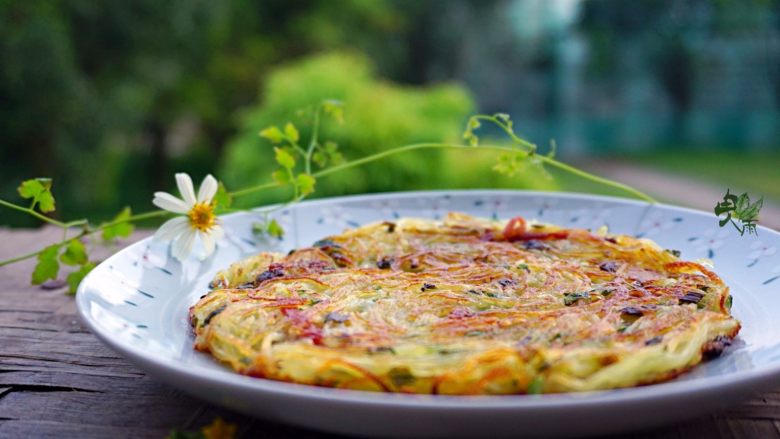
[1,227,779,438]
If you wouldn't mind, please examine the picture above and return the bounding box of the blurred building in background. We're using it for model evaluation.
[404,0,780,153]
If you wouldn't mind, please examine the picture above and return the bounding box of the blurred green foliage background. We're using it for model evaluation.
[221,52,553,207]
[1,0,778,227]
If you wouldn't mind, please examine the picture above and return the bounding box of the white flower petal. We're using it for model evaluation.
[209,224,225,240]
[171,229,197,261]
[154,217,189,241]
[198,174,218,203]
[176,173,196,206]
[200,233,215,260]
[153,192,189,214]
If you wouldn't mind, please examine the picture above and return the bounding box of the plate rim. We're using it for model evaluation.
[76,189,780,409]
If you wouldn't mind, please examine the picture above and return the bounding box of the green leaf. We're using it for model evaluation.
[527,376,544,394]
[493,152,523,177]
[66,262,95,295]
[735,193,750,215]
[324,141,344,164]
[284,122,299,143]
[18,178,56,212]
[274,147,296,170]
[32,244,61,285]
[60,240,88,266]
[714,190,763,236]
[251,222,265,238]
[18,178,51,197]
[271,170,290,185]
[102,207,134,241]
[296,173,316,196]
[464,133,479,147]
[251,219,285,240]
[38,192,55,213]
[494,113,510,123]
[267,219,285,238]
[738,195,762,221]
[312,150,327,167]
[213,182,232,214]
[312,141,343,168]
[547,139,557,158]
[259,126,284,143]
[322,99,344,124]
[494,113,513,130]
[462,117,481,147]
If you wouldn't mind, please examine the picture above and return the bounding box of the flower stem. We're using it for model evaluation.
[534,156,655,202]
[313,143,457,178]
[101,210,169,228]
[312,142,656,203]
[0,209,169,267]
[0,124,656,269]
[0,248,43,267]
[229,181,280,198]
[230,142,656,202]
[305,103,324,175]
[471,115,537,153]
[0,199,69,228]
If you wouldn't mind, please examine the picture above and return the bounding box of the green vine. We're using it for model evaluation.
[0,100,761,294]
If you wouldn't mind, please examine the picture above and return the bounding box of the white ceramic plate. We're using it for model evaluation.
[76,191,780,438]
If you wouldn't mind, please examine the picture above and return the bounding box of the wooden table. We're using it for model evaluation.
[1,227,779,438]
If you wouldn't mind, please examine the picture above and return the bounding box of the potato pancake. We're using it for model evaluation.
[190,213,740,394]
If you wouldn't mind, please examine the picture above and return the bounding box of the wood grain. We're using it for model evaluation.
[0,227,778,439]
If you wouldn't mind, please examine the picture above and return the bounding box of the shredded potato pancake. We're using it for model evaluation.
[190,213,740,394]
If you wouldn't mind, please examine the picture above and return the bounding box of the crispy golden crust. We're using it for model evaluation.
[190,213,740,394]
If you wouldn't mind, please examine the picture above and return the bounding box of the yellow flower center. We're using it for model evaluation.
[188,202,216,232]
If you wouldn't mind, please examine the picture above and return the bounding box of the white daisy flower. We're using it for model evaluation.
[152,173,224,261]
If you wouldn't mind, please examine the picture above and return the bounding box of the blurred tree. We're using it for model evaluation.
[220,52,555,207]
[0,0,406,225]
[5,0,774,228]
